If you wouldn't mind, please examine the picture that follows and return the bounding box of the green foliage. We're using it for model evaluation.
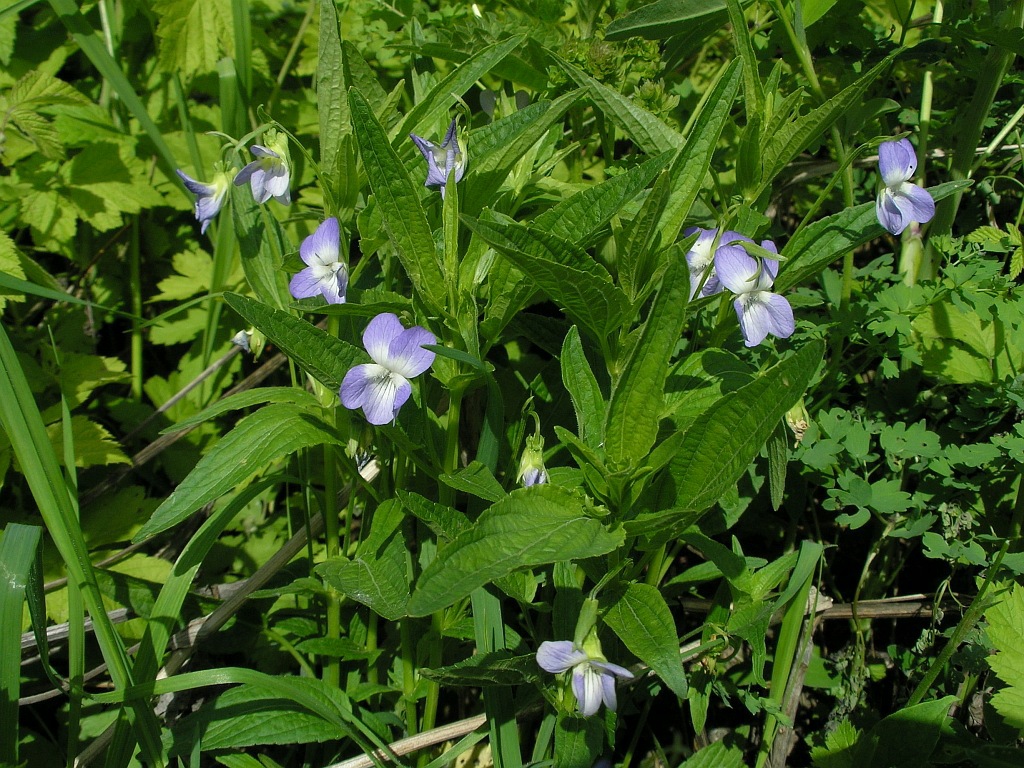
[985,583,1024,732]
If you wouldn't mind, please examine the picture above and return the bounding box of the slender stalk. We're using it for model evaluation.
[129,217,143,401]
[323,316,343,689]
[400,618,419,736]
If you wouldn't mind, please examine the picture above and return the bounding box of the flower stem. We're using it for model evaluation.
[322,316,342,689]
[400,618,419,736]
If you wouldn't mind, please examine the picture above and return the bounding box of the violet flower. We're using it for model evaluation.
[715,240,795,347]
[234,132,291,206]
[684,228,749,300]
[176,168,231,234]
[875,138,935,235]
[536,640,633,717]
[410,118,466,199]
[517,433,548,488]
[289,217,347,304]
[340,313,436,425]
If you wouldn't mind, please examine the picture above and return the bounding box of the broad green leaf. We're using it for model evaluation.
[533,150,674,246]
[231,185,292,309]
[856,696,956,767]
[135,404,344,541]
[726,0,763,118]
[560,326,606,450]
[350,89,445,312]
[223,292,364,392]
[605,0,728,40]
[618,165,673,299]
[399,491,471,540]
[317,0,347,211]
[665,341,823,511]
[465,213,628,341]
[46,415,130,468]
[166,681,348,755]
[985,583,1024,732]
[408,486,624,616]
[554,56,683,155]
[777,181,972,292]
[554,714,604,768]
[317,532,409,621]
[604,582,688,698]
[152,0,233,77]
[678,741,746,768]
[397,36,525,141]
[803,0,840,26]
[421,651,539,687]
[0,524,41,766]
[162,388,322,434]
[656,59,742,242]
[439,461,506,503]
[464,91,580,214]
[605,258,689,467]
[759,54,895,189]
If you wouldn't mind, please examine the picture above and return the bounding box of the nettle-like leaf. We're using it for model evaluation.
[985,583,1024,732]
[604,582,688,697]
[134,404,344,541]
[1,70,91,160]
[152,0,234,78]
[407,485,624,616]
[46,415,130,468]
[0,230,26,310]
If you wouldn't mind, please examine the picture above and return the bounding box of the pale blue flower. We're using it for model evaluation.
[410,118,466,199]
[289,217,347,304]
[176,168,231,234]
[715,240,795,347]
[683,228,750,300]
[517,433,548,488]
[536,640,633,717]
[340,313,436,425]
[876,138,935,235]
[234,133,291,205]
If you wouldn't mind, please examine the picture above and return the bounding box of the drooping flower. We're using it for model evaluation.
[517,432,548,488]
[176,168,231,234]
[410,118,467,199]
[875,138,935,235]
[234,132,291,206]
[683,228,749,300]
[536,640,634,717]
[715,240,795,347]
[340,313,436,425]
[289,217,347,304]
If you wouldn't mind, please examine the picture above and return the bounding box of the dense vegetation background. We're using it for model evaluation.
[1,0,1023,766]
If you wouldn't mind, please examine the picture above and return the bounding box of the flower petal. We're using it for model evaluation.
[591,660,634,680]
[715,245,760,294]
[176,169,213,196]
[318,266,348,305]
[878,138,916,187]
[340,363,403,425]
[249,144,280,159]
[893,182,935,226]
[735,292,794,347]
[233,161,259,186]
[876,189,907,234]
[536,640,587,673]
[301,218,341,267]
[600,670,619,712]
[441,117,458,148]
[340,364,382,410]
[362,313,405,366]
[289,267,324,300]
[387,326,437,378]
[573,665,603,717]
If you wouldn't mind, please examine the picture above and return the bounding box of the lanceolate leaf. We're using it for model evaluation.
[317,531,409,621]
[135,404,344,541]
[656,59,742,243]
[533,150,675,246]
[465,214,629,340]
[224,292,364,391]
[605,258,689,468]
[777,180,971,292]
[317,0,347,210]
[605,0,728,40]
[759,53,896,189]
[231,186,292,309]
[561,326,606,450]
[665,341,824,512]
[604,582,688,698]
[350,89,445,312]
[408,486,623,616]
[554,56,683,155]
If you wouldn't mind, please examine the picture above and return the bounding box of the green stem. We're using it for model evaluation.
[129,217,142,401]
[322,316,342,689]
[400,618,419,736]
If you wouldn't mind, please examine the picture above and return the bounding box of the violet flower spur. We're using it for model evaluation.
[289,217,347,304]
[875,138,935,235]
[715,241,795,347]
[410,118,466,199]
[340,313,436,426]
[536,640,633,717]
[176,168,231,234]
[234,132,291,206]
